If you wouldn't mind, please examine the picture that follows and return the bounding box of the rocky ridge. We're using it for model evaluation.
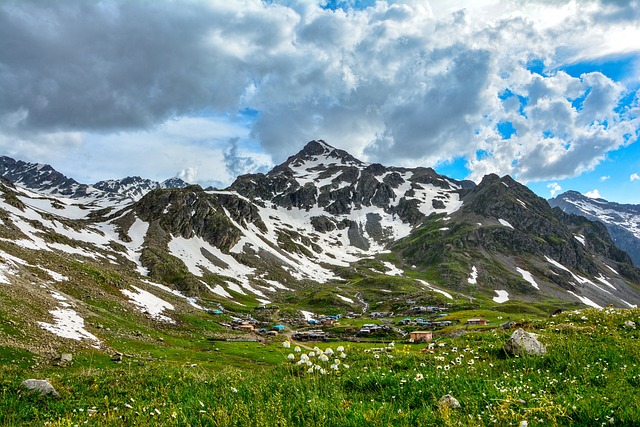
[549,191,640,267]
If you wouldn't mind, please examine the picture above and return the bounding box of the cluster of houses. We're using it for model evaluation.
[358,323,388,335]
[307,314,341,326]
[411,305,449,314]
[228,318,287,335]
[293,330,328,341]
[397,318,455,328]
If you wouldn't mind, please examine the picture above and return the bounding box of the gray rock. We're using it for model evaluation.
[59,353,73,363]
[500,321,516,330]
[20,379,58,396]
[623,320,636,329]
[504,328,546,356]
[438,394,460,409]
[111,352,123,362]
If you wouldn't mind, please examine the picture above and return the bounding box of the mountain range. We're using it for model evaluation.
[549,190,640,268]
[1,140,639,355]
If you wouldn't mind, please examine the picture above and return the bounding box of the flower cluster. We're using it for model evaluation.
[284,343,349,375]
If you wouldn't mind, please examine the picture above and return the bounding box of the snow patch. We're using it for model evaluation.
[336,294,354,303]
[417,279,453,299]
[574,235,586,246]
[493,290,509,304]
[300,310,316,321]
[38,308,101,345]
[516,268,539,290]
[382,261,403,276]
[467,266,478,285]
[121,285,175,323]
[498,218,514,229]
[605,264,619,275]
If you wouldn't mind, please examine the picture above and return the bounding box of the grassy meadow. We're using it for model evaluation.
[1,307,639,426]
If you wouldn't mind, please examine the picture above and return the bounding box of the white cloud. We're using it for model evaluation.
[178,167,198,184]
[585,189,603,199]
[631,173,640,182]
[0,0,638,186]
[547,182,562,197]
[600,175,610,181]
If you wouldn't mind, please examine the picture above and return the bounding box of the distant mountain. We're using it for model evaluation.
[549,190,640,267]
[0,155,189,203]
[0,155,90,197]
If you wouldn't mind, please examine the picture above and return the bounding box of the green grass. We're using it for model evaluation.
[2,308,639,426]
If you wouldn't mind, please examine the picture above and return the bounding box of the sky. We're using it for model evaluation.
[1,0,639,202]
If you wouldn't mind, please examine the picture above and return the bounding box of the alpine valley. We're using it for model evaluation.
[1,140,639,357]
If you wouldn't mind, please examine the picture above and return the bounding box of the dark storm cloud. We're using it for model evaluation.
[0,1,250,132]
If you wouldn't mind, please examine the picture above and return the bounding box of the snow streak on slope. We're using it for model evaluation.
[516,268,539,290]
[499,218,514,229]
[121,285,175,323]
[417,279,453,299]
[567,291,602,309]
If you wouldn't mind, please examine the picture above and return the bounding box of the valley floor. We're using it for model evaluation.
[2,307,639,426]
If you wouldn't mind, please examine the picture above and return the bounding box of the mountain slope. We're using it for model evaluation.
[392,174,640,309]
[1,142,640,357]
[549,191,640,267]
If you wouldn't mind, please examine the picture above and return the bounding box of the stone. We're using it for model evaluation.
[438,394,460,409]
[59,353,73,364]
[111,352,123,362]
[20,379,58,396]
[623,320,636,329]
[504,328,546,356]
[500,321,516,330]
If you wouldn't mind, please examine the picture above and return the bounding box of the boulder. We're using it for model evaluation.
[59,353,73,364]
[438,394,460,409]
[20,379,58,396]
[623,320,636,329]
[504,328,546,356]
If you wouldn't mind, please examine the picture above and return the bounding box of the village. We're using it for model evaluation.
[217,303,491,344]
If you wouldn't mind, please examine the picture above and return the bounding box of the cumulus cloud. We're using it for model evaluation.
[600,175,610,181]
[0,0,638,186]
[178,167,198,184]
[585,189,603,199]
[631,173,640,182]
[547,182,562,197]
[224,138,269,179]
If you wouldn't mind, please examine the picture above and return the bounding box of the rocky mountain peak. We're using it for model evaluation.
[280,140,365,171]
[161,177,189,189]
[0,155,89,197]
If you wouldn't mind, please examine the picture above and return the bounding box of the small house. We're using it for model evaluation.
[466,318,488,326]
[238,323,254,332]
[409,331,433,342]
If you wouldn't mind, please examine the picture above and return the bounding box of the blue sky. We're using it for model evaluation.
[1,0,639,202]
